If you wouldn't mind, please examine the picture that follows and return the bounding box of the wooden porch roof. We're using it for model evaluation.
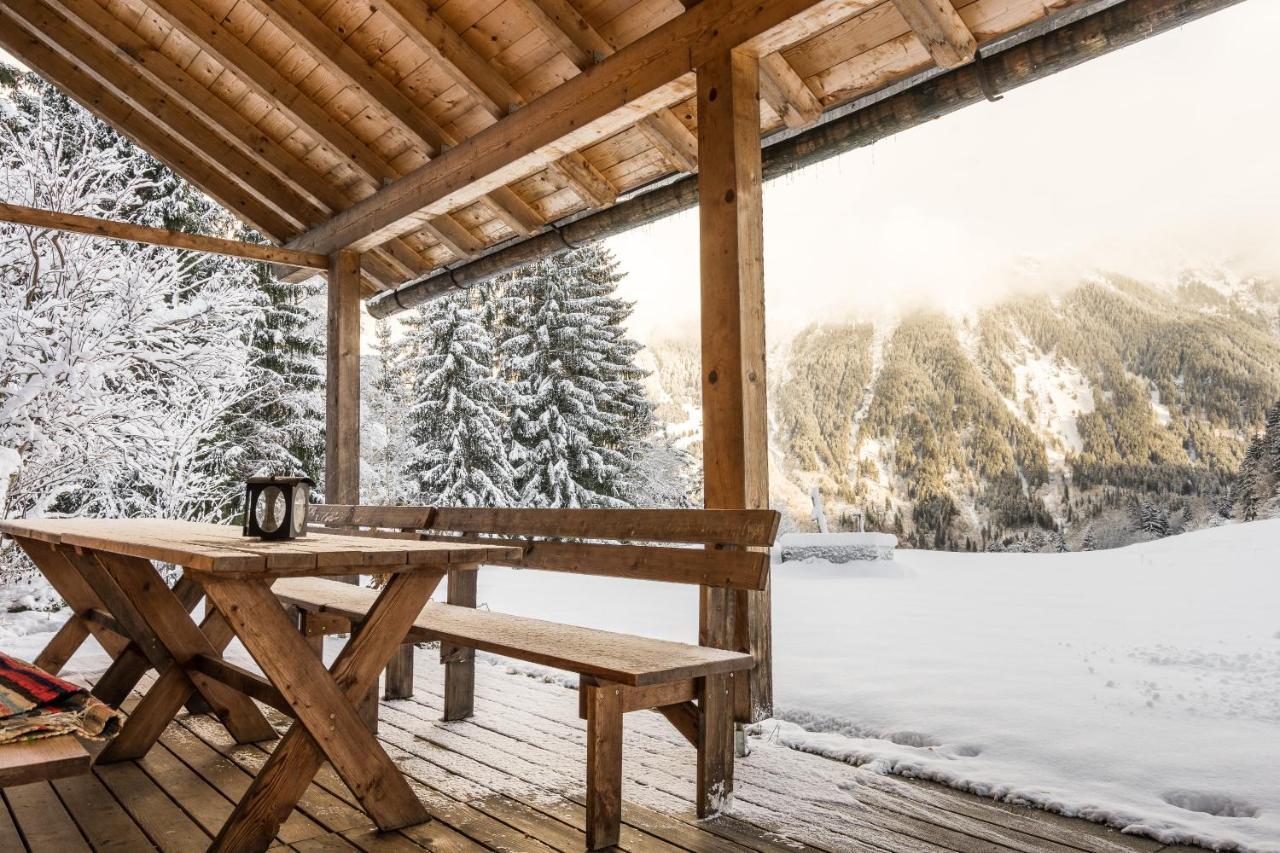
[0,0,1178,296]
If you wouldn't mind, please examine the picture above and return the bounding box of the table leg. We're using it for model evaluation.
[14,537,130,666]
[202,572,441,852]
[86,552,276,751]
[98,604,265,762]
[14,537,206,712]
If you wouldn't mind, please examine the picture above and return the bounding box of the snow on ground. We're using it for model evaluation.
[1011,347,1094,460]
[464,521,1280,852]
[1,521,1277,850]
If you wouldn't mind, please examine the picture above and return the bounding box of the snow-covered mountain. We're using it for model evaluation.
[644,270,1280,549]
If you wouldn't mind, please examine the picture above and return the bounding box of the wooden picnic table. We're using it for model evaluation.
[0,517,521,852]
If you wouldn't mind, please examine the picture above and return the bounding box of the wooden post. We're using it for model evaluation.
[440,567,477,720]
[696,48,772,723]
[326,250,361,584]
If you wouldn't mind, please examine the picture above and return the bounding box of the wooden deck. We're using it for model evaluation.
[1,650,1197,853]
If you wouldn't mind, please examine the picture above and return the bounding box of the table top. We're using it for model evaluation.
[0,518,521,576]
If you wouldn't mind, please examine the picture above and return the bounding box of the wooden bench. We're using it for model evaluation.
[274,505,778,850]
[0,735,90,787]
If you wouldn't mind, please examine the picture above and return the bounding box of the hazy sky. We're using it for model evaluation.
[609,1,1280,341]
[3,2,1277,346]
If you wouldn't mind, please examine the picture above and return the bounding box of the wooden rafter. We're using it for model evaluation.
[891,0,977,69]
[367,0,621,212]
[758,53,823,128]
[0,13,294,241]
[0,202,328,268]
[289,0,837,254]
[31,0,421,286]
[518,0,699,173]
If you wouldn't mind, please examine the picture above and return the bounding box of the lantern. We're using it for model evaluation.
[243,475,314,540]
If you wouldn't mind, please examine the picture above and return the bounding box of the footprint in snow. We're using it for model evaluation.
[1161,790,1260,818]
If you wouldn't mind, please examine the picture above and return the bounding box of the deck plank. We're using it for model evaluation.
[5,780,92,851]
[94,760,211,853]
[6,648,1177,853]
[52,771,157,851]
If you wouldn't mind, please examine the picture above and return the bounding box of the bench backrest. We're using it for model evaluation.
[308,506,779,591]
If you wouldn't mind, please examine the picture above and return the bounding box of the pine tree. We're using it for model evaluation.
[361,319,414,504]
[405,295,515,507]
[1238,439,1263,522]
[499,246,653,508]
[217,261,325,513]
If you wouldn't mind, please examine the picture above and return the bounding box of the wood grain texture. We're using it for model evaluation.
[891,0,977,68]
[274,576,754,686]
[0,519,517,575]
[326,250,362,517]
[696,47,773,723]
[441,568,477,721]
[202,572,442,849]
[583,681,623,850]
[0,737,89,787]
[0,202,326,268]
[696,672,735,817]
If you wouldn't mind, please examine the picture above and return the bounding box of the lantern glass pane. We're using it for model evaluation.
[256,485,286,533]
[291,487,308,535]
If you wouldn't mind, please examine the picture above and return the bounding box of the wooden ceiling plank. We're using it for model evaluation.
[549,151,616,208]
[891,0,976,68]
[370,0,608,222]
[486,186,544,235]
[46,0,333,215]
[141,0,400,184]
[758,52,822,128]
[518,0,697,171]
[1,0,313,235]
[294,0,835,253]
[0,15,294,240]
[378,0,522,116]
[235,0,451,155]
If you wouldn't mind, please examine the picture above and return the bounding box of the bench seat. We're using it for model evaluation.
[274,576,754,686]
[0,735,90,787]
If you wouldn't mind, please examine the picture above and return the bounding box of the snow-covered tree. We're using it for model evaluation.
[405,295,515,507]
[216,260,325,513]
[361,318,416,504]
[499,246,653,507]
[0,68,323,578]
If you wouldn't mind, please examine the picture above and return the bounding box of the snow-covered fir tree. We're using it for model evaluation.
[405,294,515,507]
[0,68,314,573]
[361,318,416,504]
[499,246,653,508]
[216,259,325,513]
[1232,399,1280,521]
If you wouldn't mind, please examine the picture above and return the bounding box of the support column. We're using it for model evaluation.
[326,250,362,584]
[696,48,772,722]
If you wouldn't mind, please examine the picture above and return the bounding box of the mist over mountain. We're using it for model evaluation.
[642,268,1280,550]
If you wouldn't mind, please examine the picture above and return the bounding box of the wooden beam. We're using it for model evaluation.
[758,53,822,128]
[140,0,398,185]
[0,17,293,240]
[375,0,621,212]
[550,152,617,208]
[891,0,977,69]
[0,202,328,269]
[369,0,1249,317]
[696,48,771,723]
[289,0,833,253]
[237,0,449,155]
[41,0,431,283]
[518,0,699,173]
[326,251,362,514]
[372,0,523,116]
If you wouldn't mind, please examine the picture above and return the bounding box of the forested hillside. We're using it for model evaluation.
[646,270,1280,550]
